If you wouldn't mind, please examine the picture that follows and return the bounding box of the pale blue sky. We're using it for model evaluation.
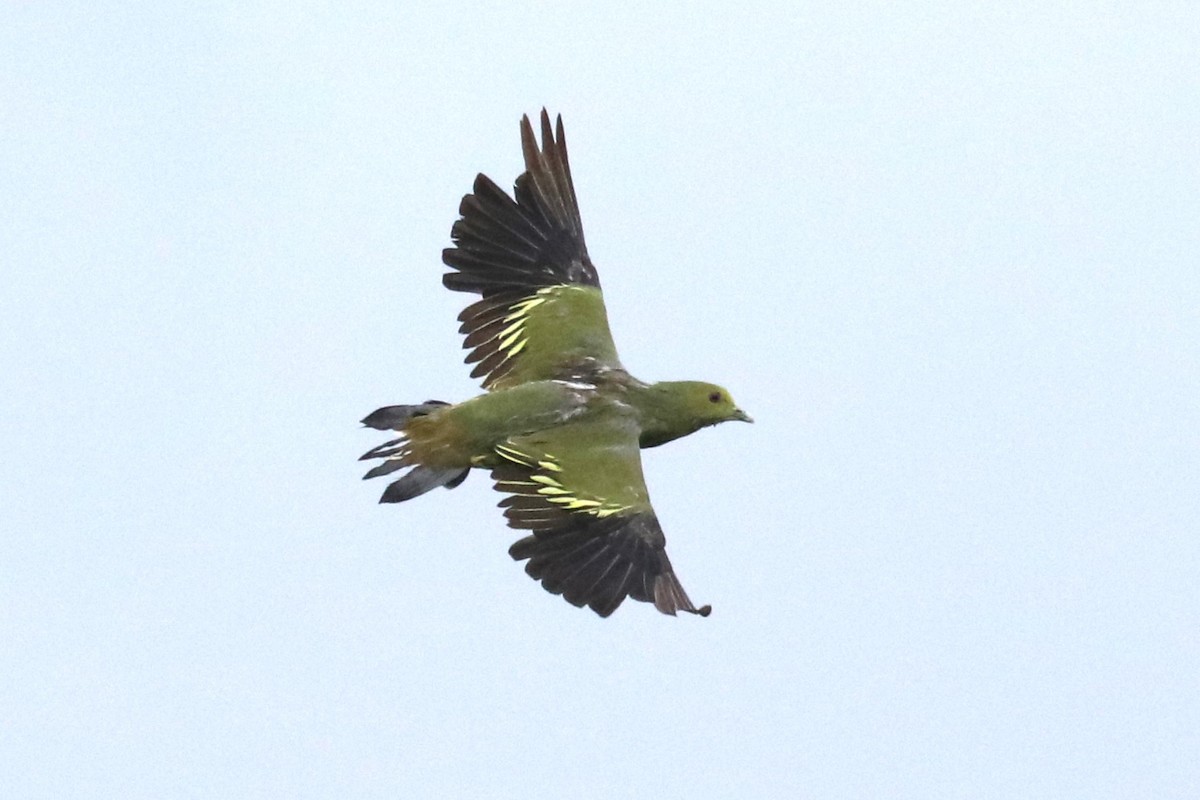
[3,2,1198,798]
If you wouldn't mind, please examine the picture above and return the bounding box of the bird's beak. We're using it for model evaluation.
[731,408,753,423]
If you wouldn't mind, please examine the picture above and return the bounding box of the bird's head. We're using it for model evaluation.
[637,380,752,447]
[683,381,753,427]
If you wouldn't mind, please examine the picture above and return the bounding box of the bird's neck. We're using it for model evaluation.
[629,381,706,448]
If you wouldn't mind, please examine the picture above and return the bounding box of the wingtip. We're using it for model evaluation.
[521,108,565,153]
[520,113,537,157]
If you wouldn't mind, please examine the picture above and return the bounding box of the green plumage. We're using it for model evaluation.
[362,110,750,618]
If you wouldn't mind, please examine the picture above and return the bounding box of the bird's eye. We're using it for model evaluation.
[708,392,722,403]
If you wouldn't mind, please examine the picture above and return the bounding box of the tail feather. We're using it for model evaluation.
[359,437,405,461]
[359,400,469,502]
[379,466,470,503]
[361,400,449,431]
[362,459,407,480]
[443,470,470,490]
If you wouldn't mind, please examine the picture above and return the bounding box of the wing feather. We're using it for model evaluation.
[489,419,710,618]
[443,111,622,389]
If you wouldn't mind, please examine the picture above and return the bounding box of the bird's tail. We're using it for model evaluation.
[359,401,470,503]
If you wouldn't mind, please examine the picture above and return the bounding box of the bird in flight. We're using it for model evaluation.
[360,110,750,617]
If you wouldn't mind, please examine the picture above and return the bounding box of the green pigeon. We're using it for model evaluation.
[361,110,750,618]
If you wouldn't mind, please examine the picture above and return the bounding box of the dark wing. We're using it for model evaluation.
[488,418,710,618]
[442,110,623,390]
